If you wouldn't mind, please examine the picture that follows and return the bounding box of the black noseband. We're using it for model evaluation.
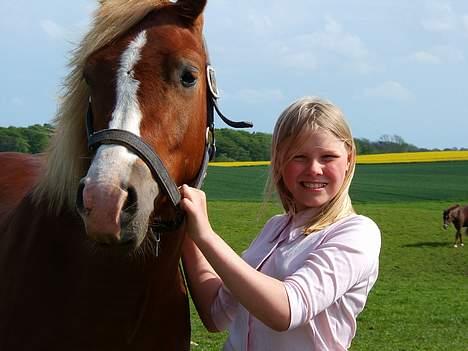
[86,126,182,207]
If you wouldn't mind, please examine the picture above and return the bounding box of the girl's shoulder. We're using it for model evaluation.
[329,213,379,233]
[264,213,290,229]
[324,214,381,250]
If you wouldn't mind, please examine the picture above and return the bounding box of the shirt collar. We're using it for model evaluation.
[291,207,319,230]
[275,208,318,242]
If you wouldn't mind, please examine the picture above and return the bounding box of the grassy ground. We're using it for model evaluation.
[188,162,468,350]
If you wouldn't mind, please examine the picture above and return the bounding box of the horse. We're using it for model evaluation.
[0,1,251,350]
[442,204,468,248]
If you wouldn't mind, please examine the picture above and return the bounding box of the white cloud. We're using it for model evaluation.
[408,46,464,65]
[421,1,456,32]
[280,48,319,72]
[364,81,412,101]
[408,51,441,64]
[40,19,66,40]
[278,16,373,73]
[314,16,369,60]
[247,11,274,36]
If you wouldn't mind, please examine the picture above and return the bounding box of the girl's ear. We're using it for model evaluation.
[346,152,352,172]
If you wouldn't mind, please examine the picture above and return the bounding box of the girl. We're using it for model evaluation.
[180,96,381,350]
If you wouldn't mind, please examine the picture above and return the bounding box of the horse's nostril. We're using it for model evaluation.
[122,186,138,214]
[76,179,87,215]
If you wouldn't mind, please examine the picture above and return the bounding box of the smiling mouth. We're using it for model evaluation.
[301,182,327,189]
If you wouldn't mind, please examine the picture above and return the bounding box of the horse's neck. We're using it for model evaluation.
[0,153,43,225]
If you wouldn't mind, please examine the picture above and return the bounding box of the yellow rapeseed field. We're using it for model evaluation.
[356,150,468,164]
[210,161,270,167]
[209,150,468,167]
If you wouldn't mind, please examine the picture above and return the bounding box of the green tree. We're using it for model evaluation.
[22,124,52,153]
[0,128,30,152]
[0,124,52,153]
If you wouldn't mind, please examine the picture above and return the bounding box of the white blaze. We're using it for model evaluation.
[111,30,148,134]
[86,30,151,185]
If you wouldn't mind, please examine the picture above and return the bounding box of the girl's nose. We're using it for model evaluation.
[307,159,323,175]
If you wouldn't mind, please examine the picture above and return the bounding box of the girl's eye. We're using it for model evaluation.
[292,155,307,161]
[323,155,339,161]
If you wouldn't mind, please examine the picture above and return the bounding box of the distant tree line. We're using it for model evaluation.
[214,129,272,161]
[0,125,464,160]
[0,124,53,154]
[355,134,420,154]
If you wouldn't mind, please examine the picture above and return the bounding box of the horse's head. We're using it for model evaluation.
[76,0,210,248]
[443,204,460,229]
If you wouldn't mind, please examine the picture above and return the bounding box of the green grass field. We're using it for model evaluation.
[189,161,468,350]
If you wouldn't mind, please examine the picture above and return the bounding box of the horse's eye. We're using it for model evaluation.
[180,69,197,88]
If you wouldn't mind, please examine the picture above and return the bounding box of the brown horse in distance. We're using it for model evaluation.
[0,1,212,350]
[443,204,468,247]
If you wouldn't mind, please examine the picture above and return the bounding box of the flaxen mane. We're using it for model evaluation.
[33,0,170,213]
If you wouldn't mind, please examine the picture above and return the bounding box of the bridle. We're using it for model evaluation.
[84,43,252,236]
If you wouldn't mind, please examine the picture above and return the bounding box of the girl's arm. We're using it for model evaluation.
[180,185,291,332]
[181,236,221,332]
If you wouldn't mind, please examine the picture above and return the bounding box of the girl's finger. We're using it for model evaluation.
[180,184,192,198]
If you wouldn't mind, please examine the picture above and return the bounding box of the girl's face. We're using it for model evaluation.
[281,129,350,213]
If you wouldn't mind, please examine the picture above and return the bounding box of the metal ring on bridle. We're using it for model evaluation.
[206,65,220,99]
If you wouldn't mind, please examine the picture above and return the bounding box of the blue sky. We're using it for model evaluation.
[1,0,468,149]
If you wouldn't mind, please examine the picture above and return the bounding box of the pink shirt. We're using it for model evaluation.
[211,210,381,351]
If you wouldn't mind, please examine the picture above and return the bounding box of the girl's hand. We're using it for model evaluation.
[179,184,213,241]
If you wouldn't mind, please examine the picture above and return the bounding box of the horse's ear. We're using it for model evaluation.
[175,0,207,22]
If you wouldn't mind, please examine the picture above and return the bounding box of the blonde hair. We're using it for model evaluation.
[266,96,356,234]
